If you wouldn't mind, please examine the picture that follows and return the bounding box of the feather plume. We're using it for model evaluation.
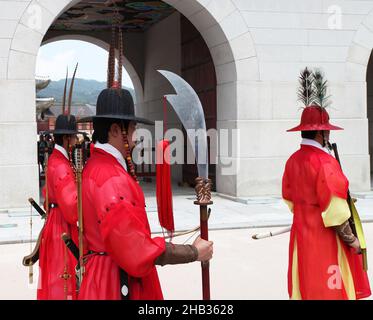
[117,26,123,90]
[297,67,316,107]
[62,68,69,115]
[107,25,116,89]
[313,69,331,109]
[67,63,78,116]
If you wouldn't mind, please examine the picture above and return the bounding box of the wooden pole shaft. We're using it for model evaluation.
[77,171,84,284]
[200,204,210,300]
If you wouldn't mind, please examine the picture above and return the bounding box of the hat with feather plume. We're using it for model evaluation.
[79,11,154,126]
[287,67,343,132]
[47,63,84,135]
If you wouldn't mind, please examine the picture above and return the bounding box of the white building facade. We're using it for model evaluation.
[1,0,373,209]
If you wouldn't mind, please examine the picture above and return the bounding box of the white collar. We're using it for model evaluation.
[54,144,69,160]
[301,138,332,155]
[95,142,128,171]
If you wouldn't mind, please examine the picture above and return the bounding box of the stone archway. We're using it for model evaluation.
[347,12,373,190]
[41,34,144,106]
[1,0,259,209]
[10,0,259,92]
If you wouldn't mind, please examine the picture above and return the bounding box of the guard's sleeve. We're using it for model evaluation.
[316,161,351,227]
[282,161,294,213]
[94,177,166,278]
[53,163,78,225]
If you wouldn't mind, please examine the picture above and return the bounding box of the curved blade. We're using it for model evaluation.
[158,70,208,179]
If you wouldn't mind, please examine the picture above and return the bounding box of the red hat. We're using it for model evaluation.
[287,105,343,132]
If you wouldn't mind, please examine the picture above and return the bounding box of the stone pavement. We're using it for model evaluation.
[2,225,373,300]
[1,182,373,300]
[1,181,373,244]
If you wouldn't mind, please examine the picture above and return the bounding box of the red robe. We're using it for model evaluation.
[38,148,78,300]
[282,144,371,300]
[78,148,166,300]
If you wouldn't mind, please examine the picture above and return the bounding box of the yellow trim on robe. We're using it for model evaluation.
[336,236,356,300]
[290,236,356,300]
[322,196,351,228]
[291,237,302,300]
[285,197,356,300]
[287,196,356,299]
[284,199,294,213]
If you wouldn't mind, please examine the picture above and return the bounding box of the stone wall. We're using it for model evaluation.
[2,0,373,209]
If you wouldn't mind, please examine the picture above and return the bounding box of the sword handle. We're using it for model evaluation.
[28,198,46,218]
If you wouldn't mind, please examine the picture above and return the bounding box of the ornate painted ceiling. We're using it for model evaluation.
[51,0,176,32]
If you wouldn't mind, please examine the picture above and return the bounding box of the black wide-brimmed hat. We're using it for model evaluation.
[46,114,83,135]
[78,88,154,125]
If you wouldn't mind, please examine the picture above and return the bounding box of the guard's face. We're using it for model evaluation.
[126,122,137,150]
[67,135,78,148]
[323,130,330,141]
[316,130,330,142]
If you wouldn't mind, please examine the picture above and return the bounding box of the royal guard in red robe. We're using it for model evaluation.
[282,68,371,300]
[77,88,213,300]
[76,19,213,300]
[37,114,81,300]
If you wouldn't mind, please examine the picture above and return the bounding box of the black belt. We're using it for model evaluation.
[85,250,130,300]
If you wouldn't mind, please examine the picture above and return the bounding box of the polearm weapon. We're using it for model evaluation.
[331,143,368,271]
[74,144,85,286]
[158,70,212,300]
[45,151,50,219]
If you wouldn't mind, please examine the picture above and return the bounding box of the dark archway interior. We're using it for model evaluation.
[180,15,217,188]
[43,0,218,187]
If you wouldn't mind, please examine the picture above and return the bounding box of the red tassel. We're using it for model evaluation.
[156,140,175,234]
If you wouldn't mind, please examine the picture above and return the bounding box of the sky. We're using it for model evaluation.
[36,40,134,88]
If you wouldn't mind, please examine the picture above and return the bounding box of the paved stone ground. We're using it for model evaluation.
[1,182,373,244]
[1,182,373,299]
[1,225,373,300]
[0,182,294,244]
